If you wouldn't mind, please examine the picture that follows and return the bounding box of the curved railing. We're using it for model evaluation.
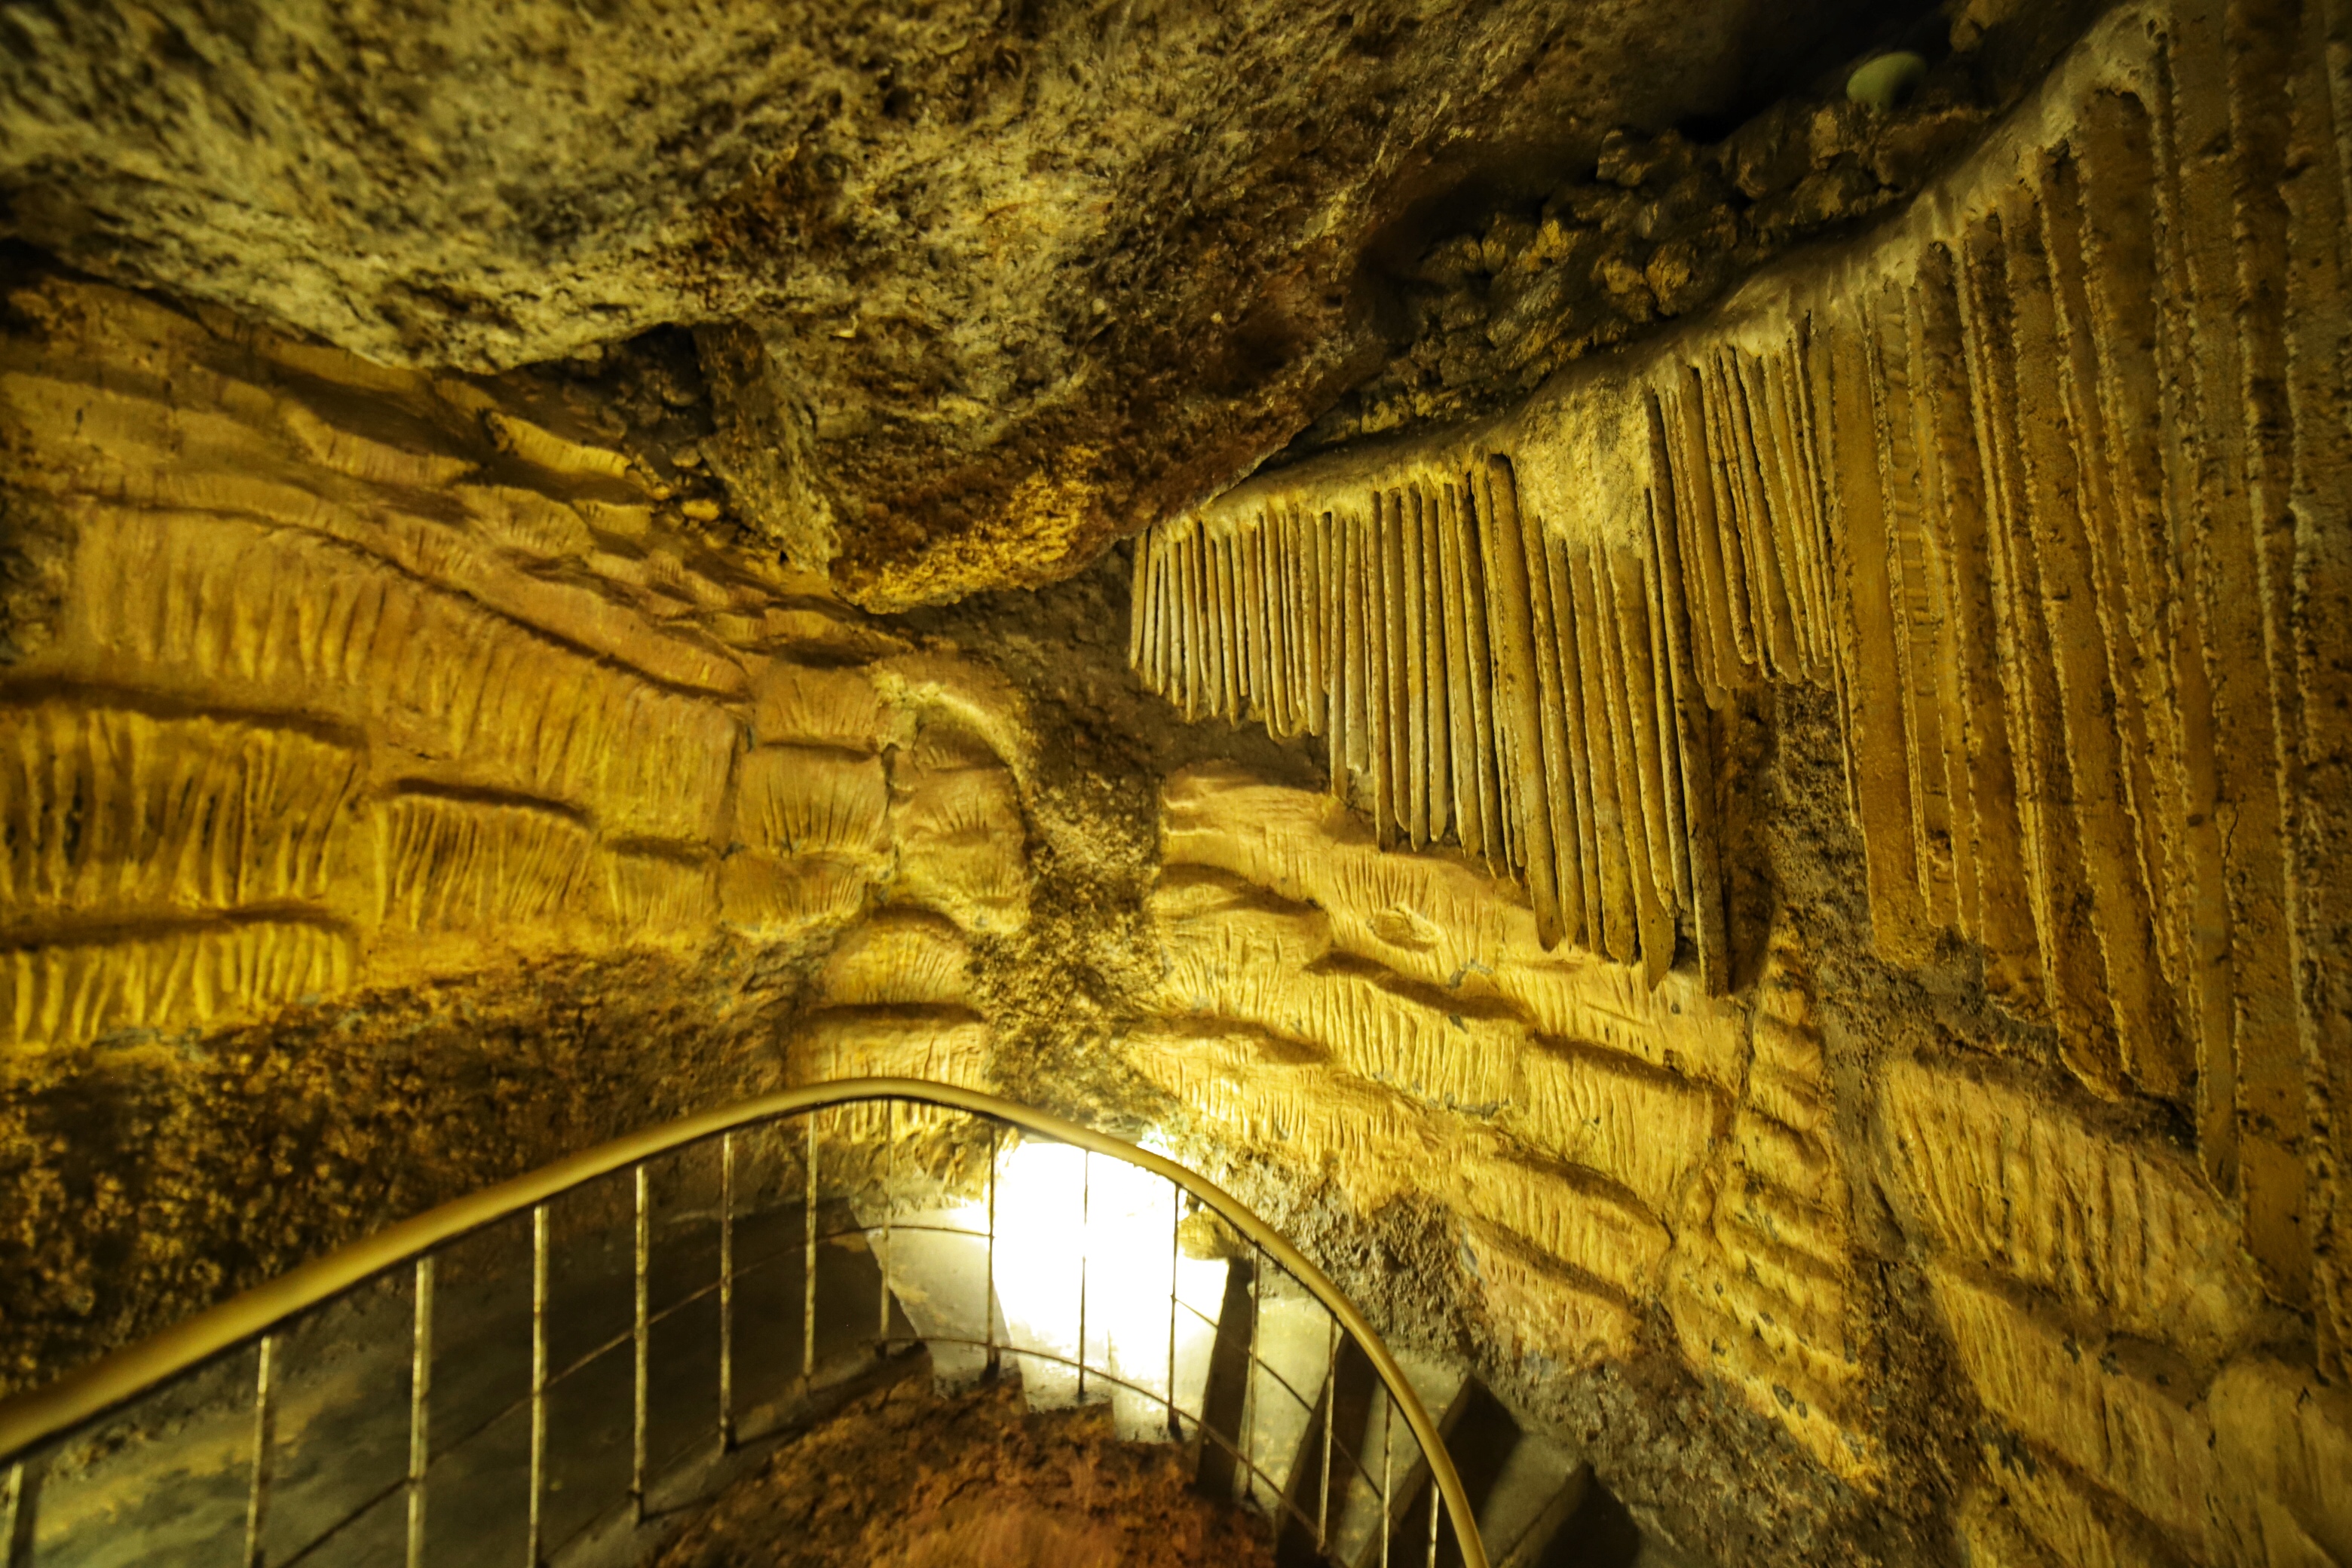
[0,1079,1488,1568]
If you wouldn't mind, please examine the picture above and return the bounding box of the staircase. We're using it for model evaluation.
[870,1162,1648,1568]
[0,1083,1655,1568]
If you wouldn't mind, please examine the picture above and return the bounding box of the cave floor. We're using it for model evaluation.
[654,1370,1279,1568]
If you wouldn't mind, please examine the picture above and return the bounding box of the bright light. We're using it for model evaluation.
[888,1138,1230,1438]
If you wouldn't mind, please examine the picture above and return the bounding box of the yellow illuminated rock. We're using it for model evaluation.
[5,0,2350,1559]
[1664,932,1879,1482]
[0,270,1041,1059]
[1132,0,2352,1378]
[1881,1054,2263,1366]
[1132,767,1784,1414]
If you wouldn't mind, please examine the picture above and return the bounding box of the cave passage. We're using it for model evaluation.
[1,0,2348,1563]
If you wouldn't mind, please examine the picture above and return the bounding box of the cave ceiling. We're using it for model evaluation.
[2,0,1908,609]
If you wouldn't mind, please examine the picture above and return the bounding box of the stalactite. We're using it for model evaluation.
[1128,0,2352,1358]
[1130,456,1718,987]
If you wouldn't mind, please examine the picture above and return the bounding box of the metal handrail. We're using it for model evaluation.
[0,1077,1489,1568]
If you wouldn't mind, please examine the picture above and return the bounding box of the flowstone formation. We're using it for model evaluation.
[0,264,1058,1386]
[2,0,2350,1564]
[1125,0,2352,1561]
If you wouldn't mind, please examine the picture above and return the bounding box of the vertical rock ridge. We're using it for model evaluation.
[1134,460,1718,986]
[1130,0,2350,1384]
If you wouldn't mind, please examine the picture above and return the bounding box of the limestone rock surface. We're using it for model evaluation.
[4,0,1896,608]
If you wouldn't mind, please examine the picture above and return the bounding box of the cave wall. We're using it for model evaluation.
[0,0,2347,1563]
[0,269,1046,1386]
[1123,1,2352,1562]
[0,255,1312,1405]
[1129,755,2343,1566]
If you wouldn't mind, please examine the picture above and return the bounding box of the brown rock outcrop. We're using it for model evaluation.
[655,1371,1278,1568]
[0,0,1914,610]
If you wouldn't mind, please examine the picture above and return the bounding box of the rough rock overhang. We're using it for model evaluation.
[2,0,1914,609]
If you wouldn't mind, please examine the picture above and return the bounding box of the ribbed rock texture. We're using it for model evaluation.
[1130,0,2352,1560]
[0,268,1041,1385]
[1138,0,2350,1358]
[1132,767,1880,1479]
[2,0,2349,1563]
[0,269,1040,1050]
[1133,458,1724,988]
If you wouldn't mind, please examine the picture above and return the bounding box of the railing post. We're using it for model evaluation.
[4,1456,38,1568]
[1076,1151,1090,1402]
[1381,1395,1392,1568]
[526,1203,548,1566]
[1318,1315,1336,1554]
[878,1101,893,1349]
[406,1256,433,1568]
[631,1164,649,1524]
[1243,1242,1260,1499]
[243,1332,277,1568]
[802,1117,817,1381]
[1166,1184,1181,1439]
[718,1132,735,1450]
[984,1123,1000,1380]
[1427,1470,1441,1568]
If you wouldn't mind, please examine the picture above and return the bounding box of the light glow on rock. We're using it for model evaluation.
[985,1139,1227,1438]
